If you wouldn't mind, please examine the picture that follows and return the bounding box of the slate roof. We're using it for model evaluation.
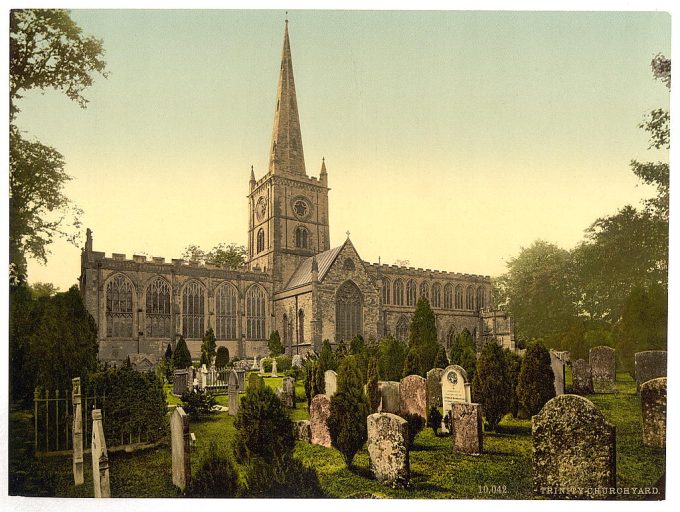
[284,241,347,290]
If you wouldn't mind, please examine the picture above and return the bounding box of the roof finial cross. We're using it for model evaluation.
[346,230,351,239]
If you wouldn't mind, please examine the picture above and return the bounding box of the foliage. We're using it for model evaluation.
[377,336,407,381]
[172,336,192,369]
[27,281,59,299]
[516,341,555,416]
[318,340,337,371]
[427,406,443,436]
[303,359,314,407]
[200,327,216,364]
[181,242,246,269]
[350,334,365,354]
[241,455,324,498]
[504,349,523,418]
[366,356,380,412]
[268,330,284,357]
[434,347,448,369]
[312,361,326,397]
[180,388,217,422]
[335,339,348,360]
[215,346,230,368]
[408,297,440,373]
[89,365,168,443]
[402,349,422,378]
[404,413,425,449]
[185,442,239,497]
[472,342,510,430]
[328,356,371,467]
[275,355,292,372]
[449,329,477,383]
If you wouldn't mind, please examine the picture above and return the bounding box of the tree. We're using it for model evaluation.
[27,281,59,299]
[267,330,284,357]
[402,349,422,378]
[181,243,247,269]
[516,341,555,416]
[472,342,510,430]
[311,361,325,397]
[318,340,337,372]
[377,336,407,381]
[186,442,239,498]
[215,346,230,368]
[328,356,371,467]
[408,297,439,373]
[172,336,192,369]
[366,356,380,412]
[504,349,523,418]
[335,339,348,360]
[449,329,477,383]
[200,327,217,365]
[350,334,365,354]
[434,346,448,369]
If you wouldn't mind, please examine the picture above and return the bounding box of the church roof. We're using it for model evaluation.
[284,242,347,290]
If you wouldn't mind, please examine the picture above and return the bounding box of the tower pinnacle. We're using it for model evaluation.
[268,20,306,176]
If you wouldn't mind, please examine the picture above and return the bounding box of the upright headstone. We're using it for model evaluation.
[173,369,187,395]
[295,420,311,443]
[532,395,616,498]
[309,394,332,448]
[640,377,667,448]
[571,359,593,395]
[399,375,427,420]
[91,409,111,498]
[549,350,566,396]
[635,350,667,392]
[271,359,278,377]
[236,369,246,391]
[258,358,265,376]
[280,376,296,408]
[71,377,84,486]
[186,366,195,392]
[589,346,616,393]
[377,381,400,414]
[451,402,483,455]
[440,365,471,415]
[171,406,191,491]
[426,368,444,409]
[324,370,338,397]
[228,370,239,417]
[251,356,259,370]
[199,364,208,390]
[366,413,409,488]
[292,354,303,368]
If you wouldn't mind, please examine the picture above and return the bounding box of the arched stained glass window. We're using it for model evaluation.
[393,279,404,306]
[419,282,429,301]
[465,286,475,310]
[182,281,205,339]
[298,309,305,343]
[431,283,441,308]
[335,281,363,342]
[382,278,390,305]
[246,285,266,339]
[476,286,486,310]
[145,277,170,338]
[295,226,309,249]
[216,283,238,340]
[257,228,265,253]
[106,274,133,338]
[455,285,463,309]
[444,283,453,309]
[395,316,409,341]
[406,280,417,306]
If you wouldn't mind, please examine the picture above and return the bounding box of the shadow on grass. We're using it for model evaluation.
[492,424,531,436]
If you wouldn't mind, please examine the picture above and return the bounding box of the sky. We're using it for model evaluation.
[14,9,671,291]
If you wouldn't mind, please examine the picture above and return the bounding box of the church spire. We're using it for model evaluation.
[268,19,306,176]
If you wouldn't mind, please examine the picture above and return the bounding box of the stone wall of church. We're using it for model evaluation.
[272,288,314,354]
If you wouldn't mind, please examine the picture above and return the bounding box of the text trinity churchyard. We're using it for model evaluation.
[8,9,668,503]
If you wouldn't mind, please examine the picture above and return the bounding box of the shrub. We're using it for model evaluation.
[404,413,424,449]
[242,455,324,498]
[200,327,217,364]
[180,388,217,422]
[312,361,325,396]
[472,341,510,431]
[335,339,348,360]
[268,330,284,357]
[318,340,337,371]
[504,349,523,418]
[408,297,440,373]
[274,355,292,372]
[172,336,192,370]
[328,356,370,467]
[377,336,407,381]
[402,349,422,378]
[450,329,477,382]
[427,406,442,436]
[366,356,380,412]
[215,346,230,368]
[186,442,239,497]
[434,346,449,369]
[350,334,365,354]
[303,360,314,408]
[517,340,555,416]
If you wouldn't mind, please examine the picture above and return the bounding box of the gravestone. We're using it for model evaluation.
[248,373,263,389]
[228,370,239,416]
[440,365,471,416]
[271,359,278,377]
[292,354,303,368]
[309,394,332,447]
[72,377,84,486]
[635,350,667,391]
[549,350,566,396]
[236,369,246,391]
[589,346,616,393]
[532,395,616,498]
[426,368,444,409]
[258,359,265,376]
[451,402,483,455]
[91,409,111,498]
[173,369,188,395]
[325,370,338,397]
[366,413,409,488]
[295,420,311,442]
[171,406,191,491]
[280,376,296,408]
[399,375,427,420]
[251,356,259,370]
[199,365,208,390]
[377,381,400,414]
[571,359,593,394]
[641,377,667,448]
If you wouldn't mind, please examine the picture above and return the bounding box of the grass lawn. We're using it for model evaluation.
[9,371,664,499]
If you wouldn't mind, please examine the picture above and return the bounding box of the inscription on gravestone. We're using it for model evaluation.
[440,365,471,415]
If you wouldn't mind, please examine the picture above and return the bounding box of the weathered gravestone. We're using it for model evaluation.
[377,381,400,414]
[72,377,84,486]
[635,350,667,392]
[228,370,239,416]
[440,365,471,432]
[589,346,616,393]
[641,377,667,448]
[91,409,111,498]
[366,413,409,488]
[295,420,311,443]
[426,368,444,409]
[532,395,616,498]
[549,350,566,396]
[292,354,303,368]
[271,359,278,377]
[171,406,191,491]
[451,402,483,455]
[571,359,593,395]
[251,356,259,371]
[279,377,296,408]
[173,369,188,395]
[199,365,208,390]
[325,370,338,397]
[236,369,246,391]
[309,394,332,448]
[399,375,427,420]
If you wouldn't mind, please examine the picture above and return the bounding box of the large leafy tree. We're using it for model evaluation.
[182,243,247,269]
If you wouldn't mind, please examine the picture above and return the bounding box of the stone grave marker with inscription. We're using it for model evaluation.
[426,368,444,409]
[635,350,667,392]
[451,402,483,455]
[366,413,410,488]
[309,394,332,447]
[399,375,427,420]
[377,381,400,414]
[641,377,667,448]
[589,346,616,393]
[91,409,111,498]
[171,406,191,491]
[571,358,593,395]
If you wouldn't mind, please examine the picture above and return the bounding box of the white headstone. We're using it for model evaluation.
[292,354,303,368]
[441,365,471,417]
[271,359,278,377]
[325,370,338,397]
[171,406,191,491]
[251,356,259,370]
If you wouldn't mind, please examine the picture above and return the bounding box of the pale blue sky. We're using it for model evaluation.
[15,10,670,290]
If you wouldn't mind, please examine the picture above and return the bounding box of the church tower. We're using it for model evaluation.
[247,20,331,289]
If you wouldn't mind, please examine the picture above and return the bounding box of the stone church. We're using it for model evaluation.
[79,21,513,365]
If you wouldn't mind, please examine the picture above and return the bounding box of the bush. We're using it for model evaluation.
[504,349,523,418]
[366,356,380,412]
[275,355,292,372]
[516,340,555,416]
[402,349,422,378]
[377,336,407,381]
[472,341,510,431]
[200,327,217,364]
[404,413,424,449]
[427,406,442,436]
[303,360,314,408]
[434,347,449,369]
[312,361,325,396]
[215,346,230,368]
[335,339,348,360]
[173,336,192,370]
[450,329,477,382]
[350,335,365,354]
[318,340,337,371]
[186,442,239,497]
[242,455,324,498]
[180,388,217,422]
[268,330,284,357]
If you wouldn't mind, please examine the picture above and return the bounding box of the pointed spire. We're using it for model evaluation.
[320,157,327,175]
[269,19,306,176]
[250,165,256,183]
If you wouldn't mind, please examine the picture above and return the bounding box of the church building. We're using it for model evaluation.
[79,21,513,365]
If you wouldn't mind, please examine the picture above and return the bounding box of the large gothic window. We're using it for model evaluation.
[465,286,475,310]
[145,277,171,338]
[431,283,441,308]
[393,279,404,306]
[298,309,305,343]
[215,283,238,340]
[295,226,309,249]
[419,282,429,301]
[444,283,453,309]
[106,274,133,338]
[182,281,205,339]
[406,280,417,306]
[246,285,267,339]
[477,286,486,310]
[395,316,409,341]
[257,228,265,253]
[382,278,390,305]
[455,285,463,309]
[335,280,363,342]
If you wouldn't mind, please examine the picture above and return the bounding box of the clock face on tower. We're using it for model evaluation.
[256,197,267,222]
